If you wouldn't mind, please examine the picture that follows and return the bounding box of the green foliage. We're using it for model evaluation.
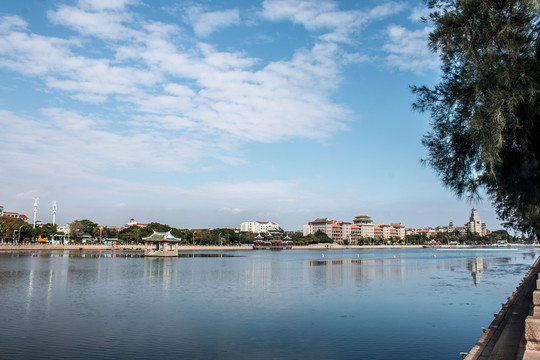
[412,0,540,239]
[313,230,333,243]
[34,223,57,238]
[0,216,31,242]
[289,231,333,245]
[69,219,98,239]
[119,225,141,243]
[485,230,513,243]
[101,227,119,239]
[404,233,427,245]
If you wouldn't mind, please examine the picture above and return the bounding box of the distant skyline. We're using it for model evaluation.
[0,0,502,231]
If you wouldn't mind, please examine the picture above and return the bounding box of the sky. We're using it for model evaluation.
[0,0,503,231]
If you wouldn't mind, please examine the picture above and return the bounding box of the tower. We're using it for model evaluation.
[467,208,482,235]
[52,201,57,225]
[33,198,38,229]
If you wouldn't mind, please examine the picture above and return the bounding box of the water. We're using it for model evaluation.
[0,247,538,360]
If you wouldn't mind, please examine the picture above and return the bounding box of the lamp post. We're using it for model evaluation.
[51,201,57,243]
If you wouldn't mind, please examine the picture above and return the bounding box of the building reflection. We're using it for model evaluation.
[468,257,487,287]
[143,257,179,293]
[299,255,493,288]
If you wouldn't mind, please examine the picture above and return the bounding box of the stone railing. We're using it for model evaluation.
[524,274,540,359]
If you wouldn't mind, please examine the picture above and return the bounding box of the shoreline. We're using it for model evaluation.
[0,243,528,252]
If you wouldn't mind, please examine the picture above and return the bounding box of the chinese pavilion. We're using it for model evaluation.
[253,232,293,250]
[142,230,182,257]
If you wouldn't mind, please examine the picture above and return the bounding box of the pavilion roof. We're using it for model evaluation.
[142,230,182,243]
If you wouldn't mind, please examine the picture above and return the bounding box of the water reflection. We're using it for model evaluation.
[305,259,396,266]
[143,257,179,293]
[304,255,503,287]
[1,248,539,360]
[468,257,487,286]
[178,253,240,258]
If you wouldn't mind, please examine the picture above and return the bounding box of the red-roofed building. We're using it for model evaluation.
[126,218,148,228]
[240,221,280,233]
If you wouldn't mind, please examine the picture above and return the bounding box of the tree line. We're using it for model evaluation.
[0,215,514,245]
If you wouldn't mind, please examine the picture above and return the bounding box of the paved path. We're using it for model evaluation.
[466,257,540,359]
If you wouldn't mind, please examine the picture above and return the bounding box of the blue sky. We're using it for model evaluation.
[0,0,502,230]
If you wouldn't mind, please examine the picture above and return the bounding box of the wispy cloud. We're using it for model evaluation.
[383,25,438,74]
[261,0,405,43]
[0,0,445,228]
[187,6,240,37]
[0,1,349,147]
[408,6,431,22]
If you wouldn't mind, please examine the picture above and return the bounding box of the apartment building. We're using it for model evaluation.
[304,215,405,244]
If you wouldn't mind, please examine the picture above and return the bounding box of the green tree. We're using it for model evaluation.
[102,227,119,239]
[0,216,32,242]
[412,0,540,239]
[486,229,513,243]
[34,223,57,238]
[79,219,98,236]
[119,225,141,244]
[196,230,215,244]
[313,230,333,244]
[69,221,84,241]
[237,231,255,244]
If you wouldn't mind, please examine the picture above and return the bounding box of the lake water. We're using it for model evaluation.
[1,247,538,360]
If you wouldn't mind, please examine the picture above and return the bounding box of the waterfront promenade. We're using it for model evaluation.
[464,256,540,359]
[0,243,431,252]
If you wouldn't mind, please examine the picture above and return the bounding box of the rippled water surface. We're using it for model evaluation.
[0,248,538,360]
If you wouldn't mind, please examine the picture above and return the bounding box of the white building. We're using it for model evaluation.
[353,215,375,238]
[465,208,488,236]
[390,223,406,238]
[240,221,280,233]
[57,224,70,234]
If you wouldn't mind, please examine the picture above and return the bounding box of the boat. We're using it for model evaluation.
[423,240,441,248]
[496,240,509,247]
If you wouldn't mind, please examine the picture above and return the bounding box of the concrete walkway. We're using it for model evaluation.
[465,257,540,359]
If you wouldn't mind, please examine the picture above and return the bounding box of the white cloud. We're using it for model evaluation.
[0,109,212,174]
[369,2,406,20]
[79,0,137,11]
[383,25,438,74]
[261,0,405,43]
[0,1,384,228]
[0,15,27,33]
[261,0,363,43]
[408,7,431,22]
[187,7,240,38]
[48,1,137,40]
